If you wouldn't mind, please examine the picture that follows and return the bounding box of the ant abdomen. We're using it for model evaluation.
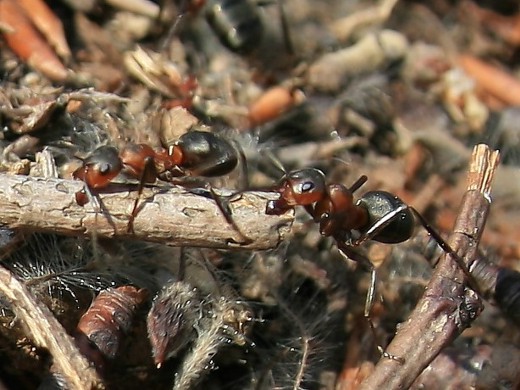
[357,191,415,244]
[176,131,238,176]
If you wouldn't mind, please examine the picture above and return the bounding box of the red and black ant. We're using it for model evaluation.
[73,130,247,239]
[266,168,478,359]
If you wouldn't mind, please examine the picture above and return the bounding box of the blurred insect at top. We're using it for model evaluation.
[207,0,295,66]
[205,0,264,54]
[167,0,295,69]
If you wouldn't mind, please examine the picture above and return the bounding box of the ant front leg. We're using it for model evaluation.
[335,240,404,363]
[205,184,253,245]
[127,155,157,234]
[169,178,253,245]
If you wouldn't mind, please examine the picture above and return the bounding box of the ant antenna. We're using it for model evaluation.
[159,0,190,51]
[261,149,288,177]
[348,175,368,194]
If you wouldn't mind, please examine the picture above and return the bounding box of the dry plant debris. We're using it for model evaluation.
[1,1,520,389]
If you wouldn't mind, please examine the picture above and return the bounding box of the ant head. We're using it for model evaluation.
[86,145,122,172]
[266,168,326,215]
[282,168,327,206]
[74,146,122,189]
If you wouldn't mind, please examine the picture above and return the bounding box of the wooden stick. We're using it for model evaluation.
[359,144,500,390]
[0,174,293,250]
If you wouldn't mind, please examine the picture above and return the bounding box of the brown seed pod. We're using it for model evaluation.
[75,286,148,365]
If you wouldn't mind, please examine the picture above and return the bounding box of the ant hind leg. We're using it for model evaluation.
[409,207,482,294]
[336,241,405,363]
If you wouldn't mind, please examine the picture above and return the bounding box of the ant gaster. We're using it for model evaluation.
[73,131,244,237]
[205,0,264,54]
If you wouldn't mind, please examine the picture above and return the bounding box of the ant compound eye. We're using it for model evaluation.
[298,181,315,194]
[97,162,112,175]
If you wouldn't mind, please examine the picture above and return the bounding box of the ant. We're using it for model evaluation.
[266,168,477,360]
[73,130,247,239]
[159,0,294,66]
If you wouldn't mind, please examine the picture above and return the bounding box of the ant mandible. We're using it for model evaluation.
[73,130,245,238]
[266,168,476,359]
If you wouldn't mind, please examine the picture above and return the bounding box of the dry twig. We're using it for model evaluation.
[307,30,408,92]
[0,265,104,389]
[330,0,399,42]
[359,144,500,389]
[0,174,293,250]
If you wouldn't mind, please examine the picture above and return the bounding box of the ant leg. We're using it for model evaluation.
[409,207,482,294]
[229,138,250,190]
[205,184,253,245]
[159,0,189,51]
[127,157,155,234]
[166,176,252,244]
[348,175,368,194]
[79,185,119,235]
[80,185,101,211]
[335,241,404,363]
[277,0,294,55]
